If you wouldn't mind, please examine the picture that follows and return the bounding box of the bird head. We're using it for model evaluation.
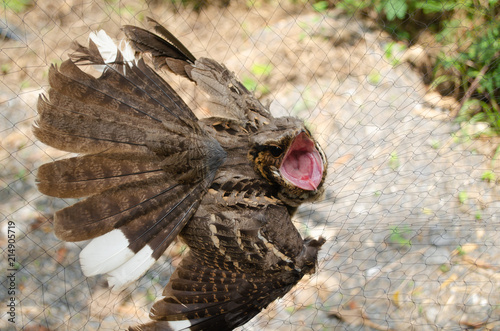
[248,116,327,206]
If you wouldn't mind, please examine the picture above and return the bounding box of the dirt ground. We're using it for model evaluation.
[1,1,500,330]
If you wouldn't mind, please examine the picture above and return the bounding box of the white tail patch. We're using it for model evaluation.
[107,244,155,292]
[80,229,156,291]
[166,320,192,331]
[150,305,193,331]
[89,30,119,64]
[118,39,136,63]
[80,229,134,277]
[88,30,136,71]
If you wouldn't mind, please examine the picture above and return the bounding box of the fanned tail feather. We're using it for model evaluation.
[54,176,177,241]
[34,30,226,290]
[36,152,163,198]
[77,175,214,291]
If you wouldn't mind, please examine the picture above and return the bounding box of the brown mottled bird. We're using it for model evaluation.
[34,18,327,330]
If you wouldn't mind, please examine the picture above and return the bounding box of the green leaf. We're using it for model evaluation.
[242,76,257,92]
[384,0,407,21]
[458,191,468,204]
[312,0,328,12]
[389,226,412,247]
[2,0,32,13]
[481,170,496,182]
[250,63,273,77]
[389,151,400,170]
[415,0,455,14]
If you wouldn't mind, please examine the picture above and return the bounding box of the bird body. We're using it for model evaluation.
[34,18,327,330]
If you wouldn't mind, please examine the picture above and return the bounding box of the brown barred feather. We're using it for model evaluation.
[122,18,195,79]
[36,152,163,198]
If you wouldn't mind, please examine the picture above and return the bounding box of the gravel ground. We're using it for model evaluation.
[1,2,499,330]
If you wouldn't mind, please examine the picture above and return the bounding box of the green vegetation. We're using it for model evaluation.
[389,225,412,247]
[14,168,27,181]
[312,1,329,12]
[455,245,466,256]
[430,140,440,149]
[242,62,273,95]
[458,190,468,204]
[448,20,500,132]
[2,0,32,13]
[326,0,500,134]
[439,264,451,273]
[475,210,482,220]
[242,76,258,92]
[20,80,30,90]
[251,63,273,77]
[481,170,497,182]
[146,288,156,302]
[1,63,11,74]
[383,42,406,66]
[368,69,382,85]
[389,151,400,170]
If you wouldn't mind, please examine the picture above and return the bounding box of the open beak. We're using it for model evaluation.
[279,132,324,191]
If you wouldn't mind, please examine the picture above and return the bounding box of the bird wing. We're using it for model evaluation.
[130,181,325,331]
[123,18,272,127]
[34,34,226,290]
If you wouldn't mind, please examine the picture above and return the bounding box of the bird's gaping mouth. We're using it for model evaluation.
[280,132,324,191]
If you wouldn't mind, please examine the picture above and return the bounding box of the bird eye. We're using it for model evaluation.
[268,145,283,157]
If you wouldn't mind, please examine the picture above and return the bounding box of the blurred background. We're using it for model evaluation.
[1,0,499,330]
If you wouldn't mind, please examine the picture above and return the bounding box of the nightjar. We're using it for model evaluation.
[34,18,327,331]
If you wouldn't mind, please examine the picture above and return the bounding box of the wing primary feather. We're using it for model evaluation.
[122,22,195,81]
[122,21,195,64]
[147,17,196,63]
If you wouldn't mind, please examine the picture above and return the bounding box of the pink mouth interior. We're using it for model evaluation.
[279,132,323,191]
